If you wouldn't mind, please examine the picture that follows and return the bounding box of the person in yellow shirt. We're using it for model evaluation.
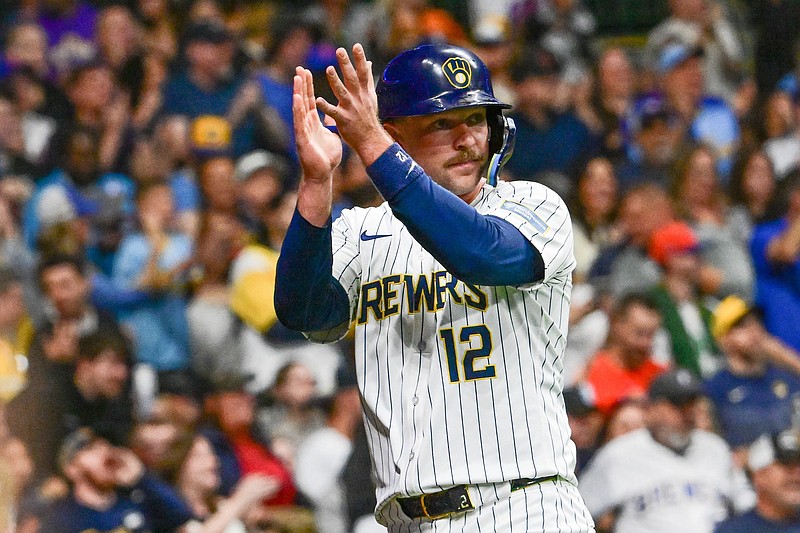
[0,268,33,402]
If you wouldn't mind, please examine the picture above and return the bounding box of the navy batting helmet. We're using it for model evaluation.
[376,44,516,186]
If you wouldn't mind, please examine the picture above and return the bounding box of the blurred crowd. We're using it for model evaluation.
[1,0,800,531]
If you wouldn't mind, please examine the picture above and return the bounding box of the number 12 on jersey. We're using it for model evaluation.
[439,324,496,383]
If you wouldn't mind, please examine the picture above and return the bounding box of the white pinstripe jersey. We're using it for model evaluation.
[309,180,578,519]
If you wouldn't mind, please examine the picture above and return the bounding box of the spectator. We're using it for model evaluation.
[647,221,721,376]
[644,0,746,104]
[471,18,516,109]
[2,22,50,79]
[0,96,45,181]
[151,116,203,240]
[672,144,754,298]
[654,42,741,180]
[128,135,197,243]
[230,189,342,397]
[8,328,134,482]
[563,383,603,476]
[187,211,248,383]
[113,180,193,373]
[564,158,620,384]
[588,47,638,163]
[39,428,193,533]
[203,373,296,507]
[518,0,597,85]
[52,59,133,175]
[750,171,800,351]
[570,156,620,282]
[196,155,240,217]
[258,362,325,470]
[134,0,177,63]
[585,293,667,414]
[293,363,368,533]
[33,0,98,78]
[130,415,180,472]
[715,428,800,532]
[95,7,142,104]
[235,150,289,242]
[615,94,685,192]
[763,88,800,179]
[704,296,800,453]
[157,431,280,531]
[763,86,797,141]
[0,436,44,533]
[23,125,135,250]
[603,397,647,443]
[729,149,777,246]
[580,368,754,532]
[593,183,674,298]
[25,254,122,393]
[161,21,263,157]
[300,0,375,53]
[0,268,33,402]
[505,45,598,180]
[256,15,317,164]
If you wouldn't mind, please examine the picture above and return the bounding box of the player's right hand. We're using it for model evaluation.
[292,66,342,183]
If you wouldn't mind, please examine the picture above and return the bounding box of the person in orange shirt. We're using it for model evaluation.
[586,293,667,414]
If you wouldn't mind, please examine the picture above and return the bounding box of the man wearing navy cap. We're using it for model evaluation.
[715,428,800,532]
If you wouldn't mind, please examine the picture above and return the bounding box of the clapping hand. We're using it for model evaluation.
[292,66,343,183]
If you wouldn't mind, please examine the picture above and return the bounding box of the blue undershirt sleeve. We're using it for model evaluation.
[274,209,351,332]
[367,143,544,286]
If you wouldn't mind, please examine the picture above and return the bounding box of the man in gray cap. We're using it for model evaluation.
[579,368,754,533]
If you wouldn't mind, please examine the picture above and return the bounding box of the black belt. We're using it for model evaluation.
[397,475,560,520]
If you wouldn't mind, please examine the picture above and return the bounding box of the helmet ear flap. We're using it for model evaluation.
[487,110,506,155]
[486,112,516,186]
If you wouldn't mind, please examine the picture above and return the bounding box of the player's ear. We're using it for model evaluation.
[382,120,403,143]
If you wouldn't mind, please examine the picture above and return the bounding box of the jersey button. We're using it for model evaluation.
[417,341,427,351]
[412,396,418,405]
[409,452,415,460]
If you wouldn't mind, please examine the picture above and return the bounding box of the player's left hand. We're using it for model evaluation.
[316,43,394,166]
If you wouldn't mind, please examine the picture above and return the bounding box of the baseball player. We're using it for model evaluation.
[274,42,594,532]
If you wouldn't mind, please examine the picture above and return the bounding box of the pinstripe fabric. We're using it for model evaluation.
[381,479,594,532]
[308,181,592,530]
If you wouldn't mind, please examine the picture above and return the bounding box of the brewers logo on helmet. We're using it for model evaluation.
[442,57,472,89]
[376,44,516,185]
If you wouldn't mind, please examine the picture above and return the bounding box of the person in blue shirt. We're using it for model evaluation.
[750,171,800,352]
[715,428,800,533]
[113,181,193,373]
[23,125,136,250]
[256,15,319,165]
[705,296,800,451]
[39,428,193,533]
[161,21,285,158]
[504,46,599,180]
[653,43,740,182]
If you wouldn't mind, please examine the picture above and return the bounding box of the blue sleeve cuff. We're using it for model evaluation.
[366,143,423,201]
